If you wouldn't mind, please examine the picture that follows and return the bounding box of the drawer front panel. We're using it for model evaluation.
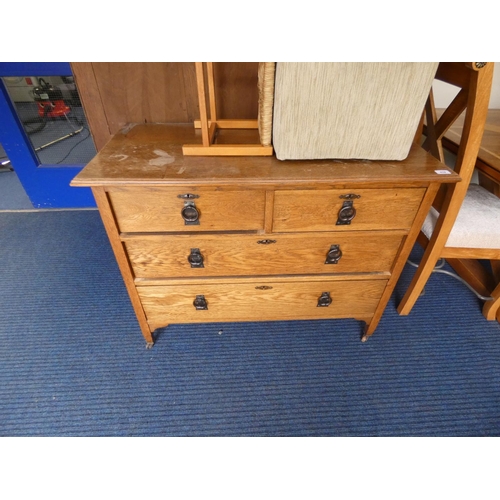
[273,188,425,232]
[108,187,266,232]
[138,279,387,325]
[125,231,404,278]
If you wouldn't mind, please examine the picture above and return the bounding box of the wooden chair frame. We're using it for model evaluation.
[182,62,274,157]
[397,62,500,323]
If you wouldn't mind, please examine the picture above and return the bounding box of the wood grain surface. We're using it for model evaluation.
[71,124,460,187]
[71,63,259,151]
[272,188,426,232]
[123,231,405,278]
[108,186,266,232]
[137,279,387,326]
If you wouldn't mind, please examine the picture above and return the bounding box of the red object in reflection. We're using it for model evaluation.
[37,99,71,118]
[33,78,71,118]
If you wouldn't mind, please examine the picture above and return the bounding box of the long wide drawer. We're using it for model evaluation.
[137,278,387,326]
[108,187,266,232]
[124,231,405,278]
[273,188,425,232]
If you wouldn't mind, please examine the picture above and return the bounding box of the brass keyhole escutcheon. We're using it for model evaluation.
[177,193,199,200]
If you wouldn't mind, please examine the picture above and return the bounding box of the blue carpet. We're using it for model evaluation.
[1,210,499,436]
[0,170,33,209]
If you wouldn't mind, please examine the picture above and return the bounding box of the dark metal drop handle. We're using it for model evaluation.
[181,201,200,225]
[188,248,204,268]
[325,244,342,264]
[336,200,356,225]
[193,295,208,310]
[317,292,332,307]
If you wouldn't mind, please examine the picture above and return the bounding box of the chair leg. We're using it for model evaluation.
[482,281,500,321]
[491,261,500,283]
[398,178,464,316]
[397,243,442,315]
[483,262,500,321]
[446,258,496,297]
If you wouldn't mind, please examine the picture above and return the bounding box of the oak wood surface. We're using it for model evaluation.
[134,273,391,287]
[71,124,459,188]
[442,247,500,259]
[443,108,500,322]
[123,231,405,278]
[264,191,275,233]
[368,182,440,335]
[70,121,460,342]
[182,144,274,156]
[108,187,266,232]
[445,258,497,296]
[70,63,111,151]
[435,62,472,89]
[183,63,273,157]
[71,63,259,151]
[91,187,154,344]
[397,62,495,319]
[137,279,387,326]
[272,188,426,232]
[483,280,500,320]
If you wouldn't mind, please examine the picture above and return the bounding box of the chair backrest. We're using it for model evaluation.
[419,63,494,239]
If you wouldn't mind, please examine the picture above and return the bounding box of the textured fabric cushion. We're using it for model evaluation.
[272,62,438,161]
[422,184,500,248]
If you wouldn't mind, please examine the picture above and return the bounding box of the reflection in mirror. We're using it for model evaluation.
[2,76,97,165]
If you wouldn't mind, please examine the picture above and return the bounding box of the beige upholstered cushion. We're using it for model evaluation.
[272,62,438,161]
[422,184,500,248]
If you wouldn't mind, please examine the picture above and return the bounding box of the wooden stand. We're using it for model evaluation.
[182,62,274,157]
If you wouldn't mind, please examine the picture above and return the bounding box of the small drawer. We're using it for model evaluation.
[124,231,404,278]
[108,187,266,232]
[137,278,387,327]
[272,188,425,232]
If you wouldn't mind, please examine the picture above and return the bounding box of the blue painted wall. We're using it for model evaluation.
[0,63,96,208]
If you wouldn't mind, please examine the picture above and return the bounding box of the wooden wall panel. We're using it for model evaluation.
[71,62,260,151]
[213,62,259,118]
[90,63,199,130]
[70,62,112,151]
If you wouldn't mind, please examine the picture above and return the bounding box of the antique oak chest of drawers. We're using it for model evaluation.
[71,124,458,347]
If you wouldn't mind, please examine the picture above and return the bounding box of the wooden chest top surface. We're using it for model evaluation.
[71,124,459,188]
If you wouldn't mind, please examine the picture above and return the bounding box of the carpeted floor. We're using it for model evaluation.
[0,170,33,210]
[0,209,499,436]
